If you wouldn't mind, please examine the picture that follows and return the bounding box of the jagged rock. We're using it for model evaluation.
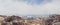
[4,17,13,22]
[0,17,4,22]
[0,15,46,25]
[4,15,22,22]
[46,14,60,25]
[1,22,7,25]
[12,22,18,25]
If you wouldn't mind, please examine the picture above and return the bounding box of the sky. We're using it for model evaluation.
[0,0,60,16]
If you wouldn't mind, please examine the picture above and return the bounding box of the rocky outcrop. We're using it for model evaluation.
[2,14,60,25]
[0,15,46,25]
[46,14,60,25]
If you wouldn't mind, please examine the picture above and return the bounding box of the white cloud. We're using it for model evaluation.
[0,0,60,16]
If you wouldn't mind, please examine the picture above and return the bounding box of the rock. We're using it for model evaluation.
[0,17,4,22]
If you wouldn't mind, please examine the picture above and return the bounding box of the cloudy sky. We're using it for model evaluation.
[0,0,60,16]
